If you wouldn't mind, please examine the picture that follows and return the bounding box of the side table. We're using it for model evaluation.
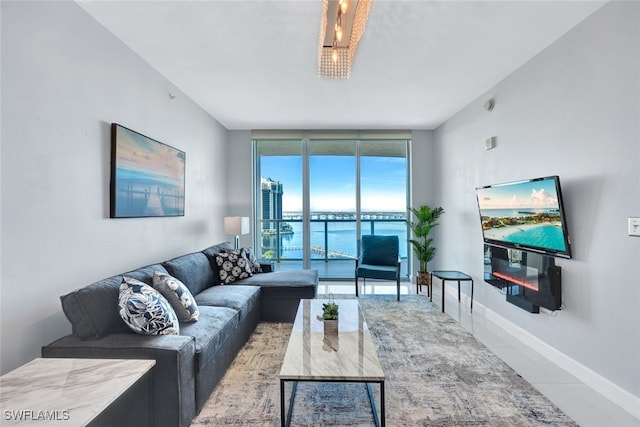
[430,270,474,313]
[0,358,155,426]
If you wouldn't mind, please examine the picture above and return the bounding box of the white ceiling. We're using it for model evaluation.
[77,0,607,130]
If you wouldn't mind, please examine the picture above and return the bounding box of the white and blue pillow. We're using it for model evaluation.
[243,247,263,273]
[153,271,199,322]
[118,277,179,335]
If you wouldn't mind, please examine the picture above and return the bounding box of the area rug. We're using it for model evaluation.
[191,295,577,426]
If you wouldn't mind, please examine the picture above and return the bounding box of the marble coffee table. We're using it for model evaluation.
[279,299,385,427]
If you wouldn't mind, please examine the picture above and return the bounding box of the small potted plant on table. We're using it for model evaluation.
[321,300,339,335]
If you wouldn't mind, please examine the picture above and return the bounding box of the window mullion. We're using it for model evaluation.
[302,138,311,269]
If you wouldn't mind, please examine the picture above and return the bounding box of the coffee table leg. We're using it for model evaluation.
[281,380,299,427]
[286,381,298,427]
[366,382,384,427]
[441,278,445,313]
[280,380,285,427]
[380,380,385,427]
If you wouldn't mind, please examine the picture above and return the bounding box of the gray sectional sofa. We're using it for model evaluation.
[41,242,318,427]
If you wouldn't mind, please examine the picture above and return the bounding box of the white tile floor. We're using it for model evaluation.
[319,281,640,427]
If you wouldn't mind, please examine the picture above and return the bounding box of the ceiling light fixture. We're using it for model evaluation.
[318,0,372,79]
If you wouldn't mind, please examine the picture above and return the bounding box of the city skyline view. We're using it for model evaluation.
[260,155,407,213]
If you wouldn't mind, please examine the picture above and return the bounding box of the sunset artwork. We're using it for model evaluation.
[110,124,185,218]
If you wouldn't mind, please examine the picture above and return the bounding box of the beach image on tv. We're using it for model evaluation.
[477,179,567,252]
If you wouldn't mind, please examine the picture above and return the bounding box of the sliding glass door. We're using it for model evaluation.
[254,140,304,270]
[254,134,409,279]
[309,140,357,276]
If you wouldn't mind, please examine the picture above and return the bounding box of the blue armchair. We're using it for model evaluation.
[355,235,401,301]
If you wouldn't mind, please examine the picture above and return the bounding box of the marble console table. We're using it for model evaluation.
[0,358,155,426]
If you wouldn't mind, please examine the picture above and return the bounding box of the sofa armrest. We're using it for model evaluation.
[259,261,274,273]
[42,333,195,427]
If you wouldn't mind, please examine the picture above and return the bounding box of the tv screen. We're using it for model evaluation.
[475,176,572,259]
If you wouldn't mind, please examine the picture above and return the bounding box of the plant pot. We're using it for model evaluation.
[323,319,338,335]
[417,271,431,287]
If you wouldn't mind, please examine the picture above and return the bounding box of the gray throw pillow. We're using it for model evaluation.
[153,271,199,322]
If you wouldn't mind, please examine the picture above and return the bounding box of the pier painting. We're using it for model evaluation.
[110,124,185,218]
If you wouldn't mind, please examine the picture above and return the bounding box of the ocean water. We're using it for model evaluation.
[262,221,408,259]
[503,225,567,252]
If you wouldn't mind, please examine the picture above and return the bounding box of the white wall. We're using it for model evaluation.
[0,1,229,374]
[227,130,254,248]
[433,0,639,408]
[409,130,436,275]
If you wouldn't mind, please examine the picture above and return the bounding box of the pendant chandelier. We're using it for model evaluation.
[318,0,372,79]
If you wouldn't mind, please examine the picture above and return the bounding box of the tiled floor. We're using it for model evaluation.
[319,280,640,427]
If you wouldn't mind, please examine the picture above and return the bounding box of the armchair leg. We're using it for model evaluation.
[355,277,359,297]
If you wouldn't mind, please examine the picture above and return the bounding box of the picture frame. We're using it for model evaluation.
[110,123,185,218]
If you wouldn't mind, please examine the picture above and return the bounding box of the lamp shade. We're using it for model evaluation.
[224,216,250,236]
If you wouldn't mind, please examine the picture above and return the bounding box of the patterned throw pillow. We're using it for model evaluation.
[242,247,263,273]
[118,277,179,335]
[152,271,199,322]
[214,249,253,284]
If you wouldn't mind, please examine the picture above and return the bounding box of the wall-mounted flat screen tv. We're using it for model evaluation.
[475,176,572,259]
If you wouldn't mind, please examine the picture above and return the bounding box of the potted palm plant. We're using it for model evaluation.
[408,205,445,287]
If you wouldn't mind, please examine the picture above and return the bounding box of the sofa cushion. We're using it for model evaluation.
[60,275,129,340]
[179,306,239,371]
[214,249,252,284]
[194,285,260,321]
[356,264,399,280]
[234,269,318,290]
[153,271,199,323]
[124,263,169,286]
[233,270,318,321]
[163,252,214,295]
[202,242,234,257]
[361,235,399,266]
[201,242,234,285]
[119,277,179,335]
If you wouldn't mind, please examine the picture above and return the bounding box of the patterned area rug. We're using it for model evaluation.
[191,295,577,426]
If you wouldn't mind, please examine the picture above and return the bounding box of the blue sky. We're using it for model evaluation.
[261,155,407,212]
[477,178,560,210]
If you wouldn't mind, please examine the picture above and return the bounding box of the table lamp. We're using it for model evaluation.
[224,216,250,249]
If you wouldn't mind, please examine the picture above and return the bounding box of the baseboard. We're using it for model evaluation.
[441,285,640,421]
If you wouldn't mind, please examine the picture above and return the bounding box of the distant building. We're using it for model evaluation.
[261,177,283,231]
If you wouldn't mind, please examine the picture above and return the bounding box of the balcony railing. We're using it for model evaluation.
[259,217,409,278]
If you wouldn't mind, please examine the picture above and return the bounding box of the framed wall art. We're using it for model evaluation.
[110,123,185,218]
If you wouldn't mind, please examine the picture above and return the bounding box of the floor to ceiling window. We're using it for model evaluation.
[253,132,410,279]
